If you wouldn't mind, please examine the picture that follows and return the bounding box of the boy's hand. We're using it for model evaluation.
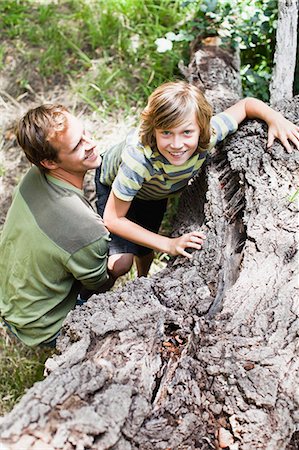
[267,112,299,152]
[168,231,206,258]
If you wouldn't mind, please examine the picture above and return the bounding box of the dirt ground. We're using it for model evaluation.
[0,58,137,227]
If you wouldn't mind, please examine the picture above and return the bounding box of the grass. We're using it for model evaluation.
[0,0,191,114]
[288,187,299,203]
[0,324,55,416]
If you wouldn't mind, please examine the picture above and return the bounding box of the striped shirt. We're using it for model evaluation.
[99,112,238,201]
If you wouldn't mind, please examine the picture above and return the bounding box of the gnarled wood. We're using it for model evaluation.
[0,45,298,450]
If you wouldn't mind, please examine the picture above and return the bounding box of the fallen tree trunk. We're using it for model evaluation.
[0,44,298,450]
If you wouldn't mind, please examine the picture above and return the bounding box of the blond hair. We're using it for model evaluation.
[140,81,213,151]
[16,104,69,170]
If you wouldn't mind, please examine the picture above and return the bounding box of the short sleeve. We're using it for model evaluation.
[66,235,110,290]
[111,144,151,202]
[209,113,238,149]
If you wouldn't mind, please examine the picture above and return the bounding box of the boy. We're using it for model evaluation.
[95,81,299,280]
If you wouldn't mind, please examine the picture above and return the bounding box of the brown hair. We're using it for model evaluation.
[16,104,69,170]
[140,81,213,151]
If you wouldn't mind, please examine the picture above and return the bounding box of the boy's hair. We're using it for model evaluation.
[140,81,213,151]
[16,104,69,170]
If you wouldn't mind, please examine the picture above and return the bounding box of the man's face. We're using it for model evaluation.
[49,112,101,174]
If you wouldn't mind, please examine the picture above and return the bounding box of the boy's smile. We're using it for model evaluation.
[155,113,200,165]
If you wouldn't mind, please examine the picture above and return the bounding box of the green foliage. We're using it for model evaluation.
[167,0,278,101]
[0,0,278,109]
[0,165,6,177]
[71,0,188,112]
[0,45,5,70]
[0,326,54,415]
[288,187,299,203]
[0,0,190,113]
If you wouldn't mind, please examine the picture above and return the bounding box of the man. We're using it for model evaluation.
[0,104,113,347]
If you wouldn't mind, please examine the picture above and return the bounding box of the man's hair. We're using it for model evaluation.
[139,80,213,151]
[16,104,69,170]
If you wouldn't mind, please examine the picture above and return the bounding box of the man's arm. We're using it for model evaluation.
[224,98,299,152]
[79,271,116,300]
[67,234,112,296]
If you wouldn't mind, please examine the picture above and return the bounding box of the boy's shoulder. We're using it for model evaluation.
[124,128,154,162]
[211,111,238,126]
[211,111,238,135]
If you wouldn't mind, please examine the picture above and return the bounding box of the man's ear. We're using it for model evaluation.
[40,159,59,170]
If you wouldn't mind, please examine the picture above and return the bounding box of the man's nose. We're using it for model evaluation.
[83,133,95,149]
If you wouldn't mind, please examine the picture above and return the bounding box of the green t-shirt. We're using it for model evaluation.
[0,167,110,346]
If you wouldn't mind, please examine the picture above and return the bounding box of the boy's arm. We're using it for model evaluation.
[103,192,205,258]
[224,98,299,152]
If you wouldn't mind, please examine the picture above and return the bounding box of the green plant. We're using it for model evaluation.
[0,45,5,70]
[0,325,55,415]
[288,187,299,203]
[0,0,191,113]
[157,0,278,101]
[0,165,6,177]
[71,0,190,112]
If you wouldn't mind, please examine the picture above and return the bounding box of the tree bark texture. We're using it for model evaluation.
[0,46,298,450]
[270,0,299,105]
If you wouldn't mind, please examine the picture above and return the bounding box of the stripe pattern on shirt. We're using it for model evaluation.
[100,112,238,201]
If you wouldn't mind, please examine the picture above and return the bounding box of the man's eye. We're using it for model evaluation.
[73,140,83,152]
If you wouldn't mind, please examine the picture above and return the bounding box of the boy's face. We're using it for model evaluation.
[154,112,200,166]
[48,112,101,174]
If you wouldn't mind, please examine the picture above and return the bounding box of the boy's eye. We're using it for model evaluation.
[161,131,171,136]
[184,130,192,135]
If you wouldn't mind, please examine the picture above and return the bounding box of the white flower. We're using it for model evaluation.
[165,32,177,41]
[130,34,140,53]
[155,38,173,53]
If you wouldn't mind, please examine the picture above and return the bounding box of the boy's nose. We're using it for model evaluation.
[171,135,183,149]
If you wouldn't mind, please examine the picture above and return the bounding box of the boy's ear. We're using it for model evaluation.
[40,159,59,170]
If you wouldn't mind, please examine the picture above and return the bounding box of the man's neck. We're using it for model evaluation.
[48,168,85,190]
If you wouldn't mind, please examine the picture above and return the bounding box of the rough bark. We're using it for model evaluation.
[270,0,299,105]
[0,45,298,450]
